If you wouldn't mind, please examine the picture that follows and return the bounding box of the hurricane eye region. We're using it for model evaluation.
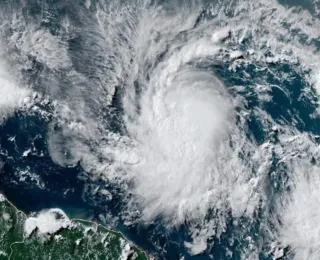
[1,0,320,259]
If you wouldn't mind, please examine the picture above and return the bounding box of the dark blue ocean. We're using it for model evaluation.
[1,0,320,259]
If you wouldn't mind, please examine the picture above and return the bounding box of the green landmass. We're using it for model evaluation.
[0,194,148,260]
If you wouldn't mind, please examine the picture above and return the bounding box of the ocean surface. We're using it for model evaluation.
[1,0,320,259]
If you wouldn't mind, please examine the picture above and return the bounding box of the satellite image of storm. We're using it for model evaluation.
[1,0,320,259]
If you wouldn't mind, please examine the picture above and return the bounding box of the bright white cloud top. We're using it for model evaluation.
[0,62,30,121]
[2,0,320,258]
[24,209,71,237]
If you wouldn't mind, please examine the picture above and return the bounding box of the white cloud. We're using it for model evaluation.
[8,0,320,256]
[278,165,320,260]
[0,62,30,121]
[24,208,71,237]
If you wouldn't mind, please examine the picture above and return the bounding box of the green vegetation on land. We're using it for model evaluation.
[0,195,148,260]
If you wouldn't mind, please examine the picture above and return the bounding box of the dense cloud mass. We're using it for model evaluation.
[2,0,320,258]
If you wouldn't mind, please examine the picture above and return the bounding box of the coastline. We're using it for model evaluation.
[0,193,151,260]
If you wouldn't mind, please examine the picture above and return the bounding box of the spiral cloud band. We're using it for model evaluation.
[2,0,320,258]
